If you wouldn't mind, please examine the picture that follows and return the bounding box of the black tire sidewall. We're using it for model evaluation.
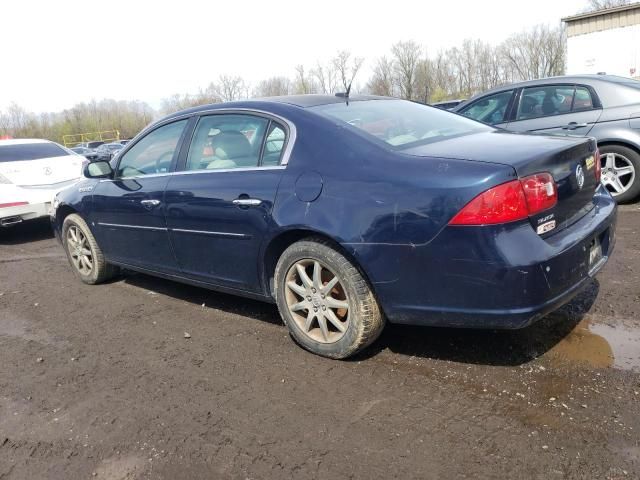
[275,241,368,358]
[599,145,640,203]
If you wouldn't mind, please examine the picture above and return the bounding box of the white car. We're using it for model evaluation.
[0,139,83,227]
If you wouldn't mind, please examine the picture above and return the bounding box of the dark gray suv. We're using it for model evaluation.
[455,75,640,203]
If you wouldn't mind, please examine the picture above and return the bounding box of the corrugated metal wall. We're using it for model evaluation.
[567,6,640,37]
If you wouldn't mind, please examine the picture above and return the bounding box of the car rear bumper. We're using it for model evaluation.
[1,180,79,227]
[359,186,617,329]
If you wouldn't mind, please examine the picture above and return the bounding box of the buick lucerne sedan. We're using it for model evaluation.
[51,95,616,358]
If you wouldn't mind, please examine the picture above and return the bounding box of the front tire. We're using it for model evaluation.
[62,214,118,284]
[274,238,385,359]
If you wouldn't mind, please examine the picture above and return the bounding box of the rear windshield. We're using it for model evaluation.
[0,143,71,162]
[310,99,491,149]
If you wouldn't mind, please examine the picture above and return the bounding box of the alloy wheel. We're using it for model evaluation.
[601,152,635,196]
[67,225,94,275]
[284,259,350,343]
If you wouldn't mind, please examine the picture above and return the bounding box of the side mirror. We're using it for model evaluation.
[84,160,113,179]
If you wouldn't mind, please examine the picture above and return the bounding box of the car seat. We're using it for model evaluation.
[206,131,255,169]
[541,92,557,116]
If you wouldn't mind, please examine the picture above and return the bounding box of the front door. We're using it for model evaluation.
[165,113,290,293]
[90,119,189,273]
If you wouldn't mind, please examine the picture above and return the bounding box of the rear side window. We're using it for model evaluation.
[460,90,514,125]
[516,85,575,120]
[262,123,286,166]
[185,114,270,171]
[0,143,71,162]
[573,87,594,111]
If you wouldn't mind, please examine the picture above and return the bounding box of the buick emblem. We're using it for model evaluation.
[43,167,52,176]
[576,164,585,189]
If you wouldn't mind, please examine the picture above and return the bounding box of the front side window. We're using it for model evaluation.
[312,99,491,149]
[460,90,514,125]
[117,120,187,177]
[185,114,270,171]
[516,85,575,120]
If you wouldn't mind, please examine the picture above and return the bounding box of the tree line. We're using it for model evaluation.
[1,23,565,143]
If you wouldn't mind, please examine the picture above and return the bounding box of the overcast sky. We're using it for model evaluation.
[1,0,588,113]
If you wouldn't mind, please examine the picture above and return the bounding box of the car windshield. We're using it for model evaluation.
[310,99,491,149]
[107,144,122,150]
[0,143,71,162]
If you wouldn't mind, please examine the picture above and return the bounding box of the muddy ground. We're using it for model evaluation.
[0,205,639,480]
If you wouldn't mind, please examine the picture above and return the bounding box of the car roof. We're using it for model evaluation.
[479,75,639,96]
[0,138,52,146]
[163,94,393,121]
[456,74,640,109]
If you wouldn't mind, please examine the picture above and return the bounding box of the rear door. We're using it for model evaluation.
[165,112,291,293]
[90,119,189,273]
[505,84,603,136]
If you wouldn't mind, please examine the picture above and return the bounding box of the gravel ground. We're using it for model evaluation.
[1,205,639,480]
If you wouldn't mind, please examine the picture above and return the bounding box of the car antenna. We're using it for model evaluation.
[335,81,353,105]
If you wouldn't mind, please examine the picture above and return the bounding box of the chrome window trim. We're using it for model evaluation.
[97,222,248,239]
[190,108,297,166]
[97,222,167,231]
[100,165,286,182]
[170,228,249,238]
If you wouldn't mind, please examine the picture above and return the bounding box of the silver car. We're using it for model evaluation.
[455,75,640,203]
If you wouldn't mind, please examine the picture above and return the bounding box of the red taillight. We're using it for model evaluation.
[450,173,557,226]
[0,202,28,209]
[521,172,557,214]
[449,180,529,225]
[595,149,601,183]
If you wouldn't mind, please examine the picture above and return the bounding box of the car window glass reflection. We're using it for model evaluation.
[116,120,187,177]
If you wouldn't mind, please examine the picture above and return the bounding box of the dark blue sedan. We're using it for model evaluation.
[51,95,617,358]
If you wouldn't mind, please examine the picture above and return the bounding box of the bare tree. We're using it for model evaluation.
[254,76,291,97]
[293,65,315,94]
[501,24,565,82]
[587,0,630,10]
[332,50,364,92]
[391,41,422,100]
[367,56,396,96]
[312,61,338,94]
[214,75,247,102]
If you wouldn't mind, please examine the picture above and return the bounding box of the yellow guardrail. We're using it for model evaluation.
[63,130,120,147]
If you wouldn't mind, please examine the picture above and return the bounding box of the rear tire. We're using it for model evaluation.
[599,145,640,203]
[62,213,119,284]
[274,237,385,359]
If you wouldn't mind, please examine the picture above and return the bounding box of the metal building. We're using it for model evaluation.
[563,3,640,79]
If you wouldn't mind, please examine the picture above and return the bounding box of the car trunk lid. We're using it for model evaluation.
[0,155,83,186]
[403,131,600,233]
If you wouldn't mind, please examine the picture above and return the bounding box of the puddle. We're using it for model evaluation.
[550,315,640,371]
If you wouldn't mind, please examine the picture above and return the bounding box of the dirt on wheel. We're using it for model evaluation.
[1,206,639,479]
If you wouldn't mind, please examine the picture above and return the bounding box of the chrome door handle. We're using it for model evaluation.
[141,199,161,208]
[232,198,262,206]
[563,122,588,130]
